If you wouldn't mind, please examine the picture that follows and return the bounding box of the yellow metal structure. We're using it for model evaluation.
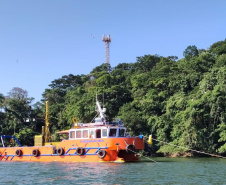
[73,117,80,129]
[34,135,44,146]
[34,101,53,146]
[44,142,61,147]
[45,101,51,143]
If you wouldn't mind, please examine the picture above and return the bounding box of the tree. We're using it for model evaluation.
[183,45,199,60]
[118,103,147,136]
[0,88,43,145]
[49,74,84,90]
[134,55,161,72]
[90,63,112,74]
[215,54,226,67]
[209,39,226,55]
[4,87,34,126]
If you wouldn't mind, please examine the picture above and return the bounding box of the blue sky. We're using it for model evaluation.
[0,0,226,102]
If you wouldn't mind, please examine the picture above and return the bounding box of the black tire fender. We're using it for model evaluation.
[97,150,106,159]
[15,149,23,157]
[57,147,65,156]
[32,149,40,157]
[76,147,85,156]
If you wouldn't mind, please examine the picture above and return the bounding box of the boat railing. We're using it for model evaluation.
[0,135,22,148]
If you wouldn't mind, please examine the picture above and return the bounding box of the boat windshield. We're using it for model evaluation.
[96,129,101,138]
[119,128,125,137]
[102,128,107,137]
[109,128,117,137]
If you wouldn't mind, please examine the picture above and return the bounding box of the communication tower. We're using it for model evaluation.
[102,35,111,64]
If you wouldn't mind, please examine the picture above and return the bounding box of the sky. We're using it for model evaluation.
[0,0,226,103]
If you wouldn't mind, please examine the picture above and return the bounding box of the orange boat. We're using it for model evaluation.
[0,99,147,162]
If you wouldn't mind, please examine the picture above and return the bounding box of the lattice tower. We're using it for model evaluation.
[102,35,111,64]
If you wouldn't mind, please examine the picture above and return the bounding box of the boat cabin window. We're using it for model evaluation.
[119,128,125,137]
[96,129,101,138]
[83,130,88,138]
[109,128,117,137]
[70,131,75,139]
[102,129,108,137]
[76,130,81,138]
[90,130,94,138]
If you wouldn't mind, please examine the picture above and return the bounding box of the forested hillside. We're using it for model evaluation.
[1,39,226,156]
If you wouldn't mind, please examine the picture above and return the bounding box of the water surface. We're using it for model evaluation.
[1,158,226,184]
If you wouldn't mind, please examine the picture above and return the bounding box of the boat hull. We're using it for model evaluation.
[0,137,144,162]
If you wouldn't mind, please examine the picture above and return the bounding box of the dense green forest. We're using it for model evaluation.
[1,39,226,156]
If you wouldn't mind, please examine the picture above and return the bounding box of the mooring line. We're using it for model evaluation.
[151,137,226,159]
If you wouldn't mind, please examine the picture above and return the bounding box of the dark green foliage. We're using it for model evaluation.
[215,54,226,67]
[183,45,199,60]
[118,103,147,136]
[209,39,226,55]
[134,55,161,72]
[0,88,44,146]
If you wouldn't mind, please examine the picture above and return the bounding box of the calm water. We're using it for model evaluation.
[1,158,226,185]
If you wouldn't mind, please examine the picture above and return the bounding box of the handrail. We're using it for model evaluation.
[0,135,22,147]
